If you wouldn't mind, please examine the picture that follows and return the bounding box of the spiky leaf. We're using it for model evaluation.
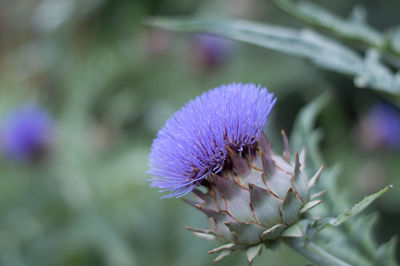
[246,244,263,264]
[375,236,398,266]
[225,222,266,245]
[261,224,286,241]
[208,243,235,254]
[249,184,283,227]
[300,200,322,214]
[281,223,303,238]
[315,185,392,231]
[290,92,330,171]
[213,250,232,263]
[281,188,303,225]
[213,176,254,222]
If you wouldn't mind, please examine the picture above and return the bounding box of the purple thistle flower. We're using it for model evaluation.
[1,104,53,162]
[358,102,400,150]
[148,83,276,198]
[190,34,232,70]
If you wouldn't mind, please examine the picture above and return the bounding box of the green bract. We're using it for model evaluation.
[184,132,324,264]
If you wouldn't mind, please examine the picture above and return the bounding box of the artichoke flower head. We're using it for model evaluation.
[149,83,323,264]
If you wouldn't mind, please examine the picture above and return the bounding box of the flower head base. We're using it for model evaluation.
[183,132,324,262]
[149,83,276,198]
[1,104,53,162]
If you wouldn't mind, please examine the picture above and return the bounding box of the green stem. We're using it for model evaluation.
[283,238,352,266]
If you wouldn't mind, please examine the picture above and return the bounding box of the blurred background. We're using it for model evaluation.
[0,0,399,265]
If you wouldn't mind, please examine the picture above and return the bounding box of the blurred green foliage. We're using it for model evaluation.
[0,0,398,265]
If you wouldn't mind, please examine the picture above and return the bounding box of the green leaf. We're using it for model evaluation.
[319,165,349,213]
[300,199,322,214]
[389,26,400,54]
[246,244,262,264]
[261,224,286,241]
[225,222,266,245]
[290,92,330,170]
[146,17,400,94]
[267,240,281,256]
[272,0,384,47]
[208,243,235,254]
[146,17,363,74]
[349,212,379,255]
[281,188,303,225]
[315,185,392,231]
[281,223,303,238]
[332,185,392,226]
[213,250,232,263]
[193,232,215,240]
[249,184,283,228]
[354,49,400,94]
[375,236,398,266]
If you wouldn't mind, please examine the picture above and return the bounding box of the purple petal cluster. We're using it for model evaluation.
[149,83,276,198]
[1,104,53,162]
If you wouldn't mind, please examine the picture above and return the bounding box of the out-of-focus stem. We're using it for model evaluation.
[283,238,351,266]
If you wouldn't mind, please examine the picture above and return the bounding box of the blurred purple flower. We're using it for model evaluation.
[358,102,400,150]
[190,34,232,70]
[1,104,53,162]
[148,83,276,198]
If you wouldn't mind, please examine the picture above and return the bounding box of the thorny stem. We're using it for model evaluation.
[283,238,351,266]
